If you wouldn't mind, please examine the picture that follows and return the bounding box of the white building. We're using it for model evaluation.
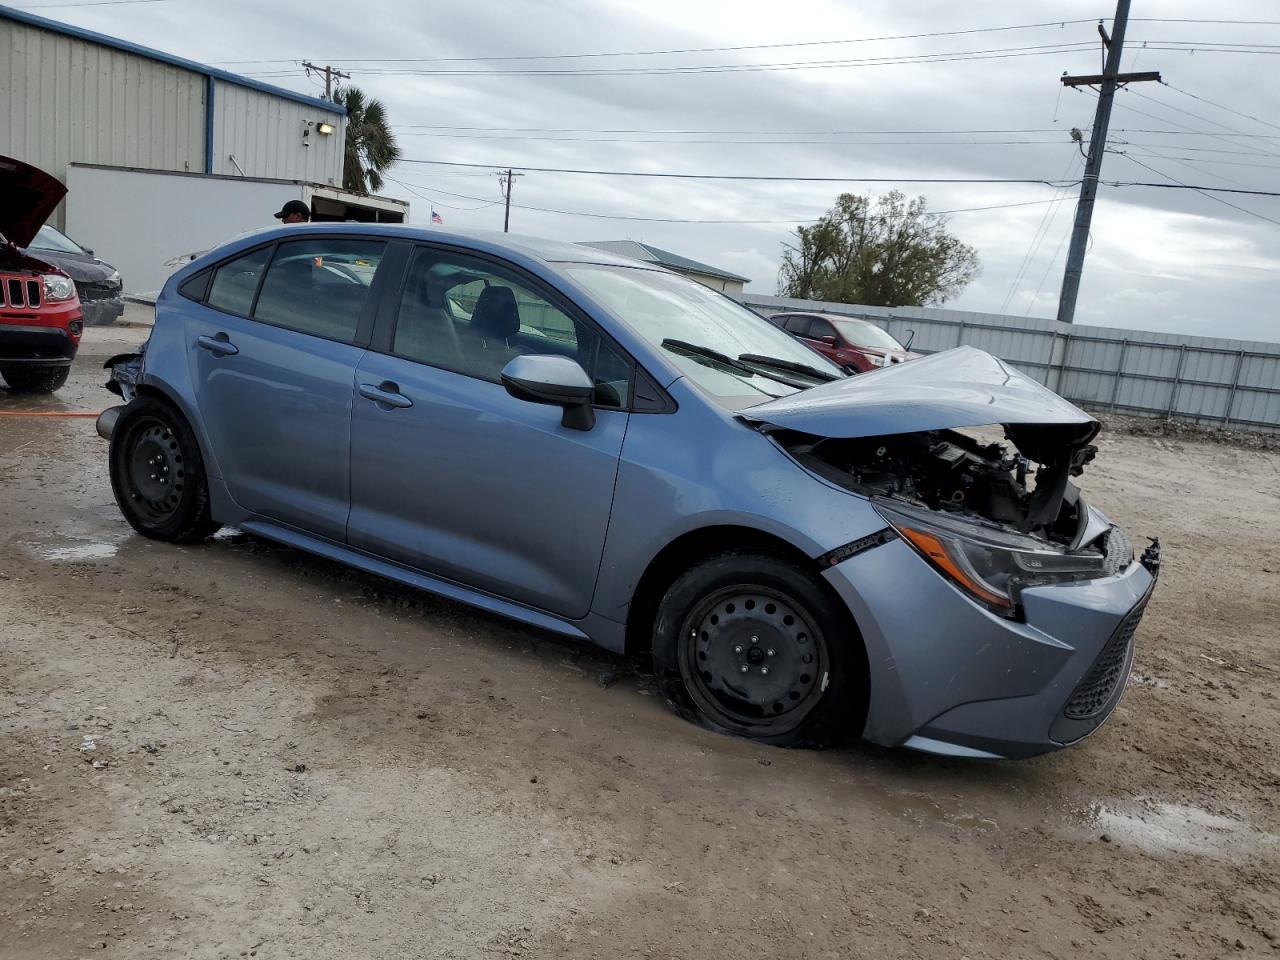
[1,5,406,293]
[581,240,749,294]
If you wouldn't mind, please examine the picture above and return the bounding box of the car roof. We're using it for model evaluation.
[232,222,654,273]
[773,311,882,328]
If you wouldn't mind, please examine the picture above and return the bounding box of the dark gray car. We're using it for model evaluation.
[24,224,124,326]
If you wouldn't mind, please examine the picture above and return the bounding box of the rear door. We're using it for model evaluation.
[347,244,632,619]
[185,236,387,540]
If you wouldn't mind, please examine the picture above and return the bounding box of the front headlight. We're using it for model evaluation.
[105,270,122,288]
[875,500,1106,616]
[42,274,77,302]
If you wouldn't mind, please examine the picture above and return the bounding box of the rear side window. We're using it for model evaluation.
[253,239,386,343]
[809,319,837,341]
[784,316,812,335]
[207,247,270,316]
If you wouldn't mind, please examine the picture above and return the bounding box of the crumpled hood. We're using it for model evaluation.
[739,345,1099,446]
[0,155,66,248]
[23,247,116,284]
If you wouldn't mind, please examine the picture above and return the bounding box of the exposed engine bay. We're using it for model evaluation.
[780,425,1098,547]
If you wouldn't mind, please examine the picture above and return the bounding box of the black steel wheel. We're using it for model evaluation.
[109,396,218,543]
[652,552,866,748]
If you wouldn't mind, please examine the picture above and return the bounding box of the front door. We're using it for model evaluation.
[347,246,633,619]
[186,237,387,540]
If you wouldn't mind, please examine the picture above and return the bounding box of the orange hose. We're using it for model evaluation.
[0,411,102,418]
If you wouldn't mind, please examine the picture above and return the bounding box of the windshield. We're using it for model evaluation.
[834,319,905,352]
[29,224,86,255]
[565,265,841,399]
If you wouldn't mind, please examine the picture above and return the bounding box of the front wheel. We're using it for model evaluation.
[1,364,70,394]
[652,552,866,748]
[108,396,218,543]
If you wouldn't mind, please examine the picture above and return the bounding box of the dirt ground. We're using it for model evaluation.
[2,318,1277,960]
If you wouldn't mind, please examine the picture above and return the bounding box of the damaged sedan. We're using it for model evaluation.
[98,225,1158,759]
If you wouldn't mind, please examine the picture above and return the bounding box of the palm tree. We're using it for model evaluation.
[333,85,400,195]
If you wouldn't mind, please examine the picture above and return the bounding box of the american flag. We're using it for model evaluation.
[431,209,443,225]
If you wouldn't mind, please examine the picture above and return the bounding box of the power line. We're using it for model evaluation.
[239,41,1101,79]
[1001,154,1081,312]
[1132,17,1280,25]
[1117,151,1280,169]
[1111,145,1253,189]
[1099,179,1280,198]
[1158,81,1280,133]
[397,132,1088,146]
[213,19,1105,66]
[397,158,1080,185]
[388,176,1073,225]
[390,121,1280,140]
[396,125,1093,135]
[1123,87,1280,161]
[1114,154,1280,226]
[398,157,1280,196]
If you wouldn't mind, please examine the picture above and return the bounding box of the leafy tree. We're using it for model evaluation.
[779,191,979,306]
[333,85,401,194]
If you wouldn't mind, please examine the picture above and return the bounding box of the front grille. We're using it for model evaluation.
[0,275,42,309]
[1063,596,1148,719]
[1102,525,1133,577]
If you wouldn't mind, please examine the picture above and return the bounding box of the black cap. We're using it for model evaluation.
[273,199,311,220]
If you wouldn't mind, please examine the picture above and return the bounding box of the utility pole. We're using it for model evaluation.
[1056,0,1160,323]
[497,168,523,232]
[301,62,351,100]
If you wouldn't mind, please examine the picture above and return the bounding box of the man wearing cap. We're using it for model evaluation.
[273,200,311,224]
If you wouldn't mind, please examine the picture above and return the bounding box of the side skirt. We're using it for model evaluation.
[239,518,593,643]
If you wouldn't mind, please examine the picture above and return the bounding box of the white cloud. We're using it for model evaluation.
[46,0,1280,340]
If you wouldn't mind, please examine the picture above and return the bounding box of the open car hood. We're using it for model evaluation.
[739,345,1098,446]
[0,155,66,248]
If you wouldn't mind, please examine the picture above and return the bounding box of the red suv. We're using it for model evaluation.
[1,156,84,394]
[769,311,919,374]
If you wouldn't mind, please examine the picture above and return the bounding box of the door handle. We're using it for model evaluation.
[358,381,413,409]
[197,333,239,357]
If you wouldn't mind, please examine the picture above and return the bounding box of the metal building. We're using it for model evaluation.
[0,4,348,225]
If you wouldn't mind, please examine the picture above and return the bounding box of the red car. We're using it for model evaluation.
[1,155,84,394]
[769,311,919,374]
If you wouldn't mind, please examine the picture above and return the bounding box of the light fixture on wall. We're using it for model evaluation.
[317,122,335,135]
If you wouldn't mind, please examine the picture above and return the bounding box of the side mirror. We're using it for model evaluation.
[818,335,838,346]
[500,354,596,431]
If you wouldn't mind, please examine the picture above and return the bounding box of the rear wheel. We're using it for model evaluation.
[109,397,218,543]
[1,365,70,394]
[652,552,865,748]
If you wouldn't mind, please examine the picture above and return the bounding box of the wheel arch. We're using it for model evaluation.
[132,380,220,478]
[623,524,863,662]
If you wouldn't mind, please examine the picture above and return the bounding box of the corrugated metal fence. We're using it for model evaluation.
[740,295,1280,434]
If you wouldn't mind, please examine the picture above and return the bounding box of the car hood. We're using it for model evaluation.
[739,345,1099,448]
[23,247,116,283]
[0,155,66,248]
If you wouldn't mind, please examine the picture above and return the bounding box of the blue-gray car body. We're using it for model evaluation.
[100,223,1158,759]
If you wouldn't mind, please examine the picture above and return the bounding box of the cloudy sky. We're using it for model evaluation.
[25,0,1280,339]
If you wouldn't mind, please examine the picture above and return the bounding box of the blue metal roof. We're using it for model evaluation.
[0,4,345,115]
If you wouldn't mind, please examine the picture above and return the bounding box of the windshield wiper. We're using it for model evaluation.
[661,339,814,390]
[737,353,842,383]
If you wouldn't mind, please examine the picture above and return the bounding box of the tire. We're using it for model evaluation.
[108,396,218,544]
[1,365,70,394]
[652,551,866,748]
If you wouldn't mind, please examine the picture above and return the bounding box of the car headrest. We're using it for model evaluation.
[471,285,520,340]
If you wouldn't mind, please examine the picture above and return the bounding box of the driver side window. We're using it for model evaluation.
[392,249,632,408]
